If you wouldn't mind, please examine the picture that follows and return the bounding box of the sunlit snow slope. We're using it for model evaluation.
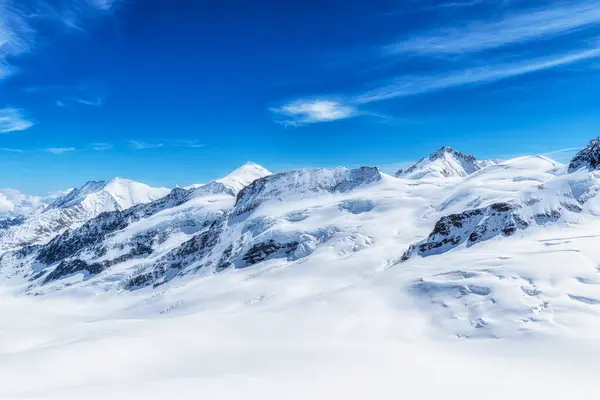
[2,144,600,399]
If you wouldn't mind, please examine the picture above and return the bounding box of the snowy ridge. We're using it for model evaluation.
[48,177,169,212]
[0,163,272,290]
[235,166,382,213]
[4,141,600,343]
[0,178,169,253]
[396,146,495,179]
[402,165,600,261]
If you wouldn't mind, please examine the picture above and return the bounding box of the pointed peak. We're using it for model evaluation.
[222,162,271,180]
[231,161,270,175]
[241,161,262,168]
[196,162,272,197]
[397,146,489,179]
[437,146,454,153]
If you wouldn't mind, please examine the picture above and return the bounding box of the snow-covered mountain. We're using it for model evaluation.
[5,145,600,397]
[47,177,169,213]
[3,142,600,341]
[396,146,496,179]
[0,163,272,291]
[0,178,169,253]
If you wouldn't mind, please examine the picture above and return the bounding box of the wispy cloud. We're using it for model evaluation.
[87,0,121,11]
[541,147,581,156]
[0,1,120,128]
[27,0,123,31]
[0,3,33,80]
[128,140,163,150]
[0,147,23,153]
[385,1,600,56]
[271,99,358,125]
[74,97,103,107]
[1,1,120,81]
[0,108,33,133]
[273,1,600,125]
[177,140,206,149]
[91,142,113,151]
[47,147,76,154]
[26,83,105,108]
[356,46,600,103]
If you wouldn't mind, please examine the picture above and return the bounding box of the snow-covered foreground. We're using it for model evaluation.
[5,144,600,398]
[4,221,600,398]
[2,252,600,399]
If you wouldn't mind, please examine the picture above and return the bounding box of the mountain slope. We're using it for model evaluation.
[48,177,169,213]
[0,163,272,291]
[568,137,600,172]
[0,178,169,253]
[5,142,600,341]
[0,165,383,293]
[402,155,600,261]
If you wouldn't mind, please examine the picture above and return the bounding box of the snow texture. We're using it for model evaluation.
[1,146,600,398]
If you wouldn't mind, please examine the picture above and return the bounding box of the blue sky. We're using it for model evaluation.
[1,0,600,194]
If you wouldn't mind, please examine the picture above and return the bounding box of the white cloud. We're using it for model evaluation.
[27,0,122,31]
[0,1,121,128]
[0,3,33,80]
[274,1,600,125]
[356,46,600,103]
[91,142,113,151]
[0,147,23,153]
[385,1,600,56]
[0,108,33,133]
[87,0,120,11]
[541,147,581,156]
[75,97,103,107]
[128,140,164,150]
[272,99,358,126]
[47,147,76,154]
[178,140,205,149]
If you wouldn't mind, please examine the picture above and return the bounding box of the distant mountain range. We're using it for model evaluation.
[2,139,600,338]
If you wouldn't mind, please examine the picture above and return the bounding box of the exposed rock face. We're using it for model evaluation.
[401,202,529,261]
[400,167,600,262]
[568,137,600,173]
[396,146,495,179]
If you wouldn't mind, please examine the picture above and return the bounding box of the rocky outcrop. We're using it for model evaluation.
[401,203,529,261]
[568,137,600,173]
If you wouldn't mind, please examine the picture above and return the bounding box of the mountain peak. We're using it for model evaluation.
[48,178,169,211]
[396,147,492,179]
[433,146,454,155]
[568,137,600,173]
[214,162,271,195]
